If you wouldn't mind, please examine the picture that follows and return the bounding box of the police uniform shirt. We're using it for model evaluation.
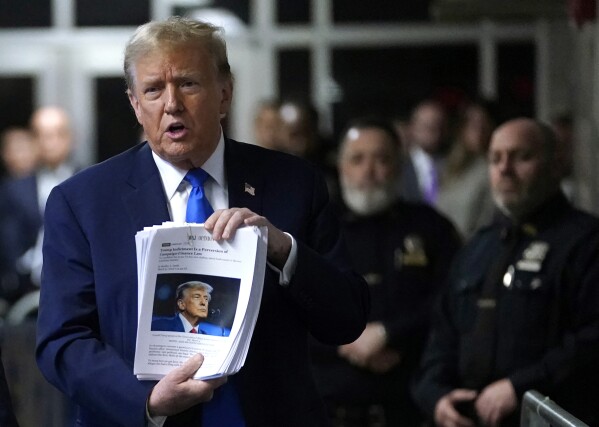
[311,200,460,406]
[412,192,599,427]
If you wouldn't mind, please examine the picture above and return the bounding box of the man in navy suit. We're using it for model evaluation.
[36,17,369,427]
[151,281,230,337]
[0,106,76,300]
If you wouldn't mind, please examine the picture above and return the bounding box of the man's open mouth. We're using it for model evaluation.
[166,123,187,138]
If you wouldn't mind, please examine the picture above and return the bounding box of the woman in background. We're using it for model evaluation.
[436,100,496,240]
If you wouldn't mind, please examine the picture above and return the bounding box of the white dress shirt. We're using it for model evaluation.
[152,133,229,220]
[178,313,197,334]
[410,146,439,204]
[37,163,76,214]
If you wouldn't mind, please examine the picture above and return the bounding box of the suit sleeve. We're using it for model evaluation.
[284,168,370,345]
[35,186,151,427]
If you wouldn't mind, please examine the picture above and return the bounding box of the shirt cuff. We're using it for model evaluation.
[266,232,297,286]
[147,416,167,427]
[146,401,167,427]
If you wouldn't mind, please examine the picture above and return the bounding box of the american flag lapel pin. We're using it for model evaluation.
[244,182,255,196]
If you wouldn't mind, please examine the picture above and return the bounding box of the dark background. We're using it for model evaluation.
[0,0,535,161]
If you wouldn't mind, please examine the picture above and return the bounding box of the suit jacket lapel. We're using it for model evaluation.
[122,143,171,231]
[122,140,264,232]
[225,139,264,214]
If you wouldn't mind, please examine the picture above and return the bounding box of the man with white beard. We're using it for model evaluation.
[310,117,460,427]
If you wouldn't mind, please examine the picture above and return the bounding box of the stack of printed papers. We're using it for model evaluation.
[134,223,267,380]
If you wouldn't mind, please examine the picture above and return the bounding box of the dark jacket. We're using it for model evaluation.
[312,200,460,421]
[412,193,599,426]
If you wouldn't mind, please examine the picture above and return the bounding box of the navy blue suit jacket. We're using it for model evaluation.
[151,315,230,337]
[36,139,369,427]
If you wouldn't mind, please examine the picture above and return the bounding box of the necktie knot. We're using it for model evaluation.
[183,168,214,223]
[184,168,210,188]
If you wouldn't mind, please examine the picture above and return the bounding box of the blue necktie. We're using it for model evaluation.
[183,168,245,427]
[184,168,214,223]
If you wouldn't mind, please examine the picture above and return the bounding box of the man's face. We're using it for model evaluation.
[279,104,315,157]
[1,129,39,177]
[128,43,232,169]
[339,127,397,215]
[488,120,557,218]
[254,106,283,150]
[340,128,396,190]
[32,109,73,169]
[178,287,210,323]
[410,104,446,154]
[461,105,493,153]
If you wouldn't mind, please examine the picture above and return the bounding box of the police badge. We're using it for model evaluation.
[395,234,428,269]
[516,241,549,272]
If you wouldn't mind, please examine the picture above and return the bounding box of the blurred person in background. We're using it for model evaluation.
[392,114,411,148]
[252,99,284,151]
[392,112,422,203]
[436,100,496,240]
[405,99,450,206]
[0,107,78,427]
[550,112,578,203]
[311,117,460,427]
[278,99,339,198]
[412,118,599,427]
[31,106,77,209]
[0,106,76,301]
[0,127,39,180]
[278,99,320,159]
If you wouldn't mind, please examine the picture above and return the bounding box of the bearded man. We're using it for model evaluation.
[310,117,460,427]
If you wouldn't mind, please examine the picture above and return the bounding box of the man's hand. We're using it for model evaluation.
[434,389,478,427]
[204,208,291,269]
[365,348,401,373]
[474,379,517,427]
[147,354,227,417]
[338,322,387,367]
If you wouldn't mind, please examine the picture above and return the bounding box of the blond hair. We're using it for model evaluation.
[123,16,232,90]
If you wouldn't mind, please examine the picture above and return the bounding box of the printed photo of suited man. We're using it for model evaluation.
[151,277,235,337]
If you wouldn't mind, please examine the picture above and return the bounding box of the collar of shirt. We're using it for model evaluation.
[152,131,228,221]
[177,313,196,333]
[410,146,437,192]
[493,190,569,235]
[37,163,75,213]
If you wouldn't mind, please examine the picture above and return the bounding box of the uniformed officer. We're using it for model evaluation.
[310,117,461,427]
[411,118,599,427]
